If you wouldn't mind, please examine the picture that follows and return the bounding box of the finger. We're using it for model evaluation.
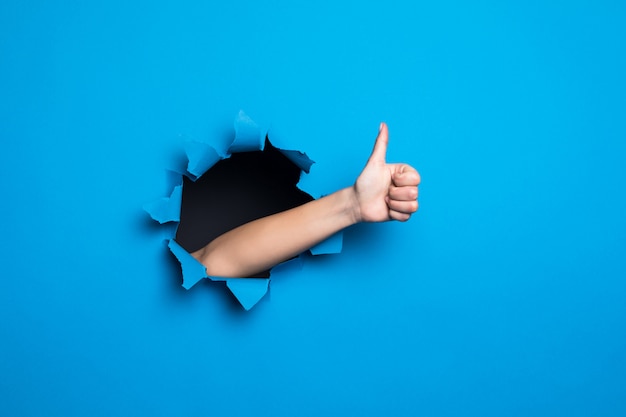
[389,209,411,222]
[391,165,420,187]
[387,198,419,214]
[367,122,388,165]
[388,185,418,201]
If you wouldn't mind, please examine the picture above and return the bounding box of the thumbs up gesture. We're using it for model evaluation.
[354,123,420,222]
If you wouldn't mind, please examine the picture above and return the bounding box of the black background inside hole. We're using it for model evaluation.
[176,139,314,277]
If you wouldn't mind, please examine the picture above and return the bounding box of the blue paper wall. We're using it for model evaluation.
[1,1,625,416]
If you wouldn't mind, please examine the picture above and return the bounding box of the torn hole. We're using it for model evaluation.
[175,138,314,278]
[145,111,344,310]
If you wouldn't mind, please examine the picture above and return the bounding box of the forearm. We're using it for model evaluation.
[191,187,361,277]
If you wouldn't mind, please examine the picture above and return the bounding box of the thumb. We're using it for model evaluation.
[368,122,388,164]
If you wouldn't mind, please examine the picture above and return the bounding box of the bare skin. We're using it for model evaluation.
[191,122,420,277]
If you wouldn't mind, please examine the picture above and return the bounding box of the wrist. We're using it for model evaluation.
[341,186,362,224]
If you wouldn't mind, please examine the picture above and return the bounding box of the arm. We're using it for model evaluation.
[191,123,420,277]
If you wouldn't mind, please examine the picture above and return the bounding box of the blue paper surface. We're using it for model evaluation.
[1,1,626,416]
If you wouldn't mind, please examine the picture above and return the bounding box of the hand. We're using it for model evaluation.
[353,123,420,222]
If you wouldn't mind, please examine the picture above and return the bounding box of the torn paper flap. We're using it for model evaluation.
[185,141,222,180]
[164,169,183,191]
[143,185,182,224]
[168,239,207,290]
[228,110,266,154]
[277,149,315,174]
[225,278,270,311]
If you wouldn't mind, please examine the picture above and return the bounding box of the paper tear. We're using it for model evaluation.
[225,278,270,310]
[168,239,207,289]
[143,185,182,224]
[229,110,266,153]
[164,169,183,190]
[145,111,345,310]
[276,149,315,174]
[185,141,222,180]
